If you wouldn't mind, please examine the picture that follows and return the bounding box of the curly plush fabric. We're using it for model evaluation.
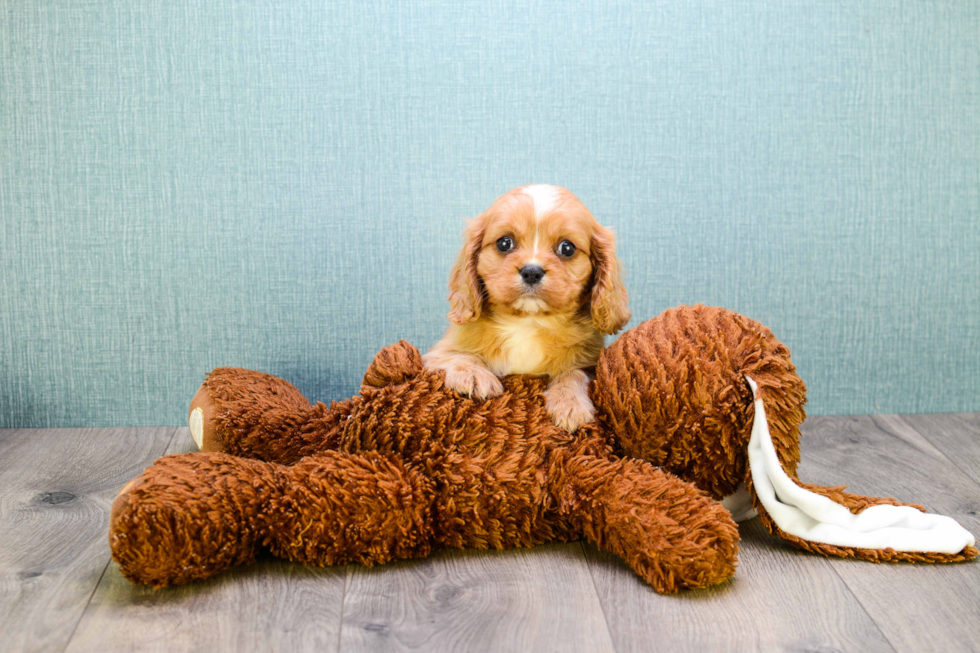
[109,305,976,593]
[593,305,807,499]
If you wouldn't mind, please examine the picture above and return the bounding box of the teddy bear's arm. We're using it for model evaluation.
[557,454,740,593]
[742,377,978,562]
[188,367,354,464]
[110,450,437,587]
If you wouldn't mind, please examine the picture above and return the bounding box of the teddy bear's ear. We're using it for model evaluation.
[361,340,424,391]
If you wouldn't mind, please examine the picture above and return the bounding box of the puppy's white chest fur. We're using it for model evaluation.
[491,316,548,375]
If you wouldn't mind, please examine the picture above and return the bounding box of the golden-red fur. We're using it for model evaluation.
[424,185,630,431]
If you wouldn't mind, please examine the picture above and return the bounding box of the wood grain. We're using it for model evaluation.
[3,414,978,653]
[64,427,348,653]
[584,518,895,653]
[0,426,175,653]
[901,413,980,486]
[340,543,615,653]
[794,414,980,653]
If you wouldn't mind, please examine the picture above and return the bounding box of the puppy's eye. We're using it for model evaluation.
[557,240,576,258]
[496,236,514,253]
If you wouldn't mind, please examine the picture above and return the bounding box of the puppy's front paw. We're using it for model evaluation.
[444,365,504,400]
[544,371,595,432]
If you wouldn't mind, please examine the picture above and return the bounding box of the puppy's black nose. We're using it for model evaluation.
[519,265,545,285]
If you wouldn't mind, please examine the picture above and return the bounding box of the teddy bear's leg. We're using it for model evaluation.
[109,452,281,587]
[557,454,739,594]
[264,451,435,568]
[110,450,436,587]
[189,367,356,464]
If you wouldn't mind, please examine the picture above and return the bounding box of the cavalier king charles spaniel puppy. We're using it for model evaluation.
[423,184,630,431]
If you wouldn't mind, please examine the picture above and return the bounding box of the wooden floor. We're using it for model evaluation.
[1,414,978,653]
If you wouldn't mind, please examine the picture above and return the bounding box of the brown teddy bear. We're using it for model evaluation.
[108,305,977,594]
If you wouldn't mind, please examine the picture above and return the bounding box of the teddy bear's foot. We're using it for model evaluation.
[188,368,314,454]
[560,454,739,593]
[188,367,355,464]
[109,453,282,587]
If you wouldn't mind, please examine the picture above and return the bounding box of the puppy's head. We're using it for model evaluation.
[447,185,630,334]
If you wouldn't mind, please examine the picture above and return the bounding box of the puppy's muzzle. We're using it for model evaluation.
[519,265,545,286]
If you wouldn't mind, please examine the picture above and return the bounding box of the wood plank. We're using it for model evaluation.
[0,426,176,653]
[583,518,895,653]
[794,414,980,653]
[340,543,616,653]
[0,427,21,446]
[901,413,980,486]
[64,427,347,653]
[25,411,972,652]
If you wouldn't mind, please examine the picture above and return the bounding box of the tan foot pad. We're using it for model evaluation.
[189,407,205,450]
[188,384,222,452]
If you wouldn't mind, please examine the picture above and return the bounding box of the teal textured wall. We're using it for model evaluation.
[1,1,978,427]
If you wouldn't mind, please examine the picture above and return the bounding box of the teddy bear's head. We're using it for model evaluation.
[591,305,807,499]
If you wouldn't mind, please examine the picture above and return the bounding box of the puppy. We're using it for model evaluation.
[423,185,630,431]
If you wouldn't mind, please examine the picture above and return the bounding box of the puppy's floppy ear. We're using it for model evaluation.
[590,223,631,335]
[447,213,487,324]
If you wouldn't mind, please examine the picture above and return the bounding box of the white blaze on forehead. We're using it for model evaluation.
[522,184,560,221]
[521,184,560,261]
